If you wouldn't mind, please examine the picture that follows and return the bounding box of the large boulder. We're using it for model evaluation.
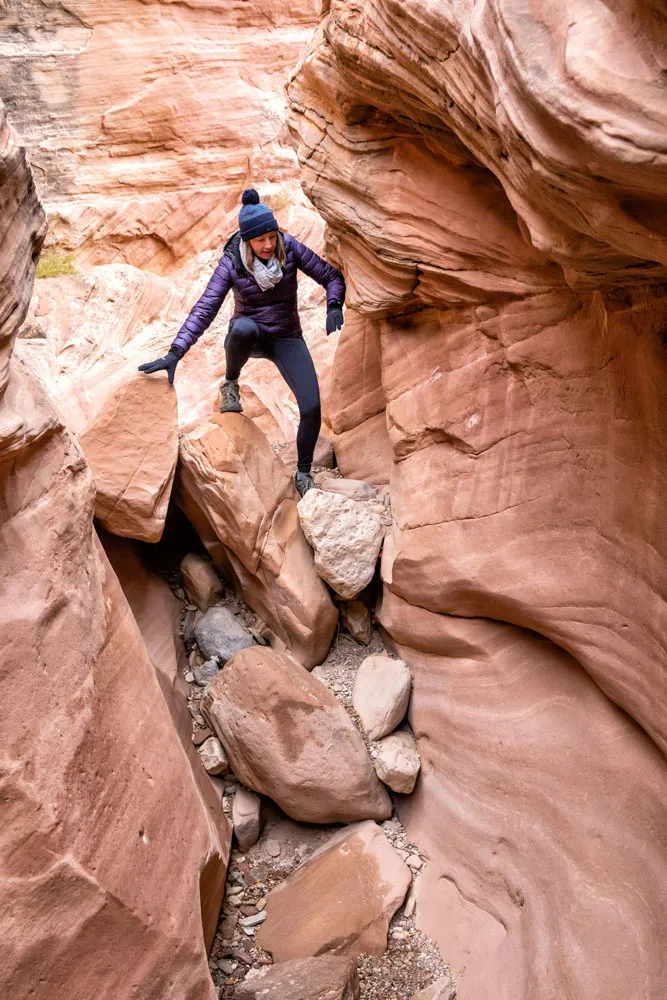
[297,488,385,599]
[79,374,178,543]
[257,821,411,961]
[177,412,338,668]
[236,955,360,1000]
[201,646,392,824]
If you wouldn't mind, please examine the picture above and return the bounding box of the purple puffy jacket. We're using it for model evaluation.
[171,231,346,354]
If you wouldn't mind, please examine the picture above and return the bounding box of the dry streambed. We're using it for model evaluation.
[169,558,453,1000]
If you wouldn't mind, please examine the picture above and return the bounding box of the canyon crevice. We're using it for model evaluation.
[2,0,667,998]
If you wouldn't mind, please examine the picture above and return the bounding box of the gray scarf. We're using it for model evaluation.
[241,239,283,292]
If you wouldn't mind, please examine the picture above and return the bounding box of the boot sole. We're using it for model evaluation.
[219,403,243,413]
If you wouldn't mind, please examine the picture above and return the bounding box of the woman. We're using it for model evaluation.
[138,189,345,497]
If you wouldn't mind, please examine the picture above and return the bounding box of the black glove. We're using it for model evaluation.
[137,345,184,385]
[326,300,344,335]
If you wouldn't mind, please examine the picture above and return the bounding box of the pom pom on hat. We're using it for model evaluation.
[238,188,279,241]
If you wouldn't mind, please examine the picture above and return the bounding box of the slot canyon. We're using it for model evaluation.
[1,2,666,999]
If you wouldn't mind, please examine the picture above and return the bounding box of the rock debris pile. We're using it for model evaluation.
[172,547,452,1000]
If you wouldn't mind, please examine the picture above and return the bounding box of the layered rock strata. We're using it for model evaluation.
[288,3,667,998]
[0,103,228,1000]
[0,0,322,271]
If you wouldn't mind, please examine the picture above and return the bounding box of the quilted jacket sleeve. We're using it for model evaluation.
[171,256,233,354]
[290,236,346,305]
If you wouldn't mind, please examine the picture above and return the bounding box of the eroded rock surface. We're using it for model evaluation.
[288,2,667,998]
[0,0,322,272]
[202,646,392,824]
[0,102,227,1000]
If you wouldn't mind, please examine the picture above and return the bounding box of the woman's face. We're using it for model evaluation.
[249,230,278,259]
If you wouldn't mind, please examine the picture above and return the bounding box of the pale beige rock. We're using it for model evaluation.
[199,737,230,776]
[79,374,178,543]
[319,477,377,501]
[374,729,421,795]
[409,976,456,1000]
[202,646,391,824]
[340,599,372,646]
[297,489,384,600]
[178,413,338,669]
[236,955,360,1000]
[233,786,263,851]
[180,552,223,611]
[352,655,412,741]
[257,821,411,961]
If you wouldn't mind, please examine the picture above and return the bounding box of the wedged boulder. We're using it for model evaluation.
[297,489,384,599]
[199,736,229,776]
[79,374,178,543]
[236,955,360,1000]
[202,646,392,824]
[374,728,421,795]
[340,599,372,645]
[180,552,223,610]
[257,821,411,961]
[177,412,337,669]
[194,605,253,662]
[232,785,263,851]
[352,654,412,740]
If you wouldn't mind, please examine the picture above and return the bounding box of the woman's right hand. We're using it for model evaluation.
[138,346,184,385]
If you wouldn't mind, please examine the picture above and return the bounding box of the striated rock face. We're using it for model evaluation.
[288,3,667,998]
[0,103,228,1000]
[0,0,321,272]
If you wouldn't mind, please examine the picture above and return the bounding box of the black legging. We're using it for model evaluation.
[225,317,321,474]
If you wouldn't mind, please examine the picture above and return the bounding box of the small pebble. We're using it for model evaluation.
[407,854,423,870]
[266,840,281,858]
[184,671,194,683]
[241,911,268,928]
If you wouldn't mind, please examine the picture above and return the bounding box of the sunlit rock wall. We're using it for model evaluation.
[0,0,321,271]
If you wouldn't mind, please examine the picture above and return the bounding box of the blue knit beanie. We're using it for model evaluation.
[238,189,279,241]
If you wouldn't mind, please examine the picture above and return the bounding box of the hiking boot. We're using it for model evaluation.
[294,471,315,498]
[219,379,242,413]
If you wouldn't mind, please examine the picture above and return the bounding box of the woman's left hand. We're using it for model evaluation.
[326,300,344,335]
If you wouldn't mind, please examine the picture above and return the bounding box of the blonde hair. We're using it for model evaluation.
[242,230,285,270]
